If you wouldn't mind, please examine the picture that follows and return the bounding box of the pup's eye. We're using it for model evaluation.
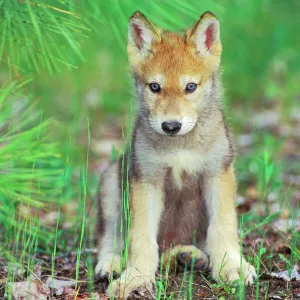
[186,83,197,93]
[149,83,161,93]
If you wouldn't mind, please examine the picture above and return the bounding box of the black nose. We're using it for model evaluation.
[162,121,182,134]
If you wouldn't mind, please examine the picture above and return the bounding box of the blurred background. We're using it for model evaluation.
[0,0,300,296]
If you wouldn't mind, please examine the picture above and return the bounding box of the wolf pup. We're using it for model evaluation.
[95,11,256,298]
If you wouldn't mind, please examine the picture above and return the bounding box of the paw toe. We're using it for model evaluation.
[94,255,121,282]
[244,265,257,285]
[226,271,240,283]
[178,251,208,270]
[130,283,156,299]
[194,257,209,270]
[213,262,257,285]
[95,270,120,283]
[178,252,191,266]
[113,271,119,279]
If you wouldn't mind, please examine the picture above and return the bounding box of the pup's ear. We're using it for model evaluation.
[186,12,222,59]
[128,11,160,63]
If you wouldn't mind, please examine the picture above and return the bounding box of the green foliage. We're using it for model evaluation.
[3,1,299,143]
[0,82,65,280]
[0,81,63,210]
[0,0,88,73]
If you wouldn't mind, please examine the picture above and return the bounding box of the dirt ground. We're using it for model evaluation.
[1,226,299,299]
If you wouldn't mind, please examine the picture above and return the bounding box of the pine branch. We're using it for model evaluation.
[0,0,89,73]
[0,81,63,216]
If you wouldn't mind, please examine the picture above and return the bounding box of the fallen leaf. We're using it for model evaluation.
[269,203,290,218]
[272,219,300,232]
[76,292,106,299]
[28,264,42,281]
[6,263,25,278]
[45,276,76,296]
[64,286,75,299]
[7,280,50,300]
[270,265,300,281]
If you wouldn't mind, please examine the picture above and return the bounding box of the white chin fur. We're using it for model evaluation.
[149,117,197,136]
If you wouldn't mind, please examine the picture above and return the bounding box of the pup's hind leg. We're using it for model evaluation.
[95,163,123,279]
[163,245,209,270]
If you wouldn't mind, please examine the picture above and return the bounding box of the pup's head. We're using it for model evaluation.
[128,11,222,136]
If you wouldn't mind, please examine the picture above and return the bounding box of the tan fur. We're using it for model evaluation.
[204,166,256,282]
[109,179,164,297]
[95,11,256,298]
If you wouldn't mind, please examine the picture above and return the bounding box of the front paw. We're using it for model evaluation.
[107,267,155,299]
[95,254,121,281]
[211,255,257,285]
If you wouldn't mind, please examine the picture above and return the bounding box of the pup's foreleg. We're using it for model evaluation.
[108,179,164,298]
[204,165,256,284]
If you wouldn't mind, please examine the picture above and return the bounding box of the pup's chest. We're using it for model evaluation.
[158,168,208,248]
[161,150,205,188]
